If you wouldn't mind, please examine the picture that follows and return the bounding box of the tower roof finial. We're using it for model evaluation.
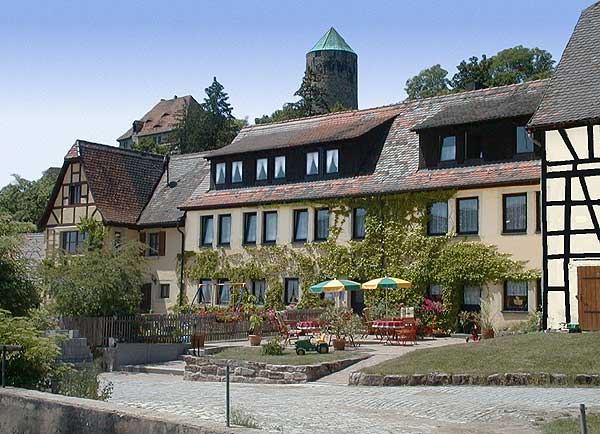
[309,27,355,54]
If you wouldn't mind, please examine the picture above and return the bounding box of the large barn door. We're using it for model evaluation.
[577,266,600,330]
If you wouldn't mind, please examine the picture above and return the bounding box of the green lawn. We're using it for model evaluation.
[362,332,600,379]
[213,346,365,365]
[543,414,600,434]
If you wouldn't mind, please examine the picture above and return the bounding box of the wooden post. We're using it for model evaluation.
[580,404,588,434]
[225,363,230,427]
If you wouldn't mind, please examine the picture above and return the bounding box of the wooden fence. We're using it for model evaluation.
[60,309,324,348]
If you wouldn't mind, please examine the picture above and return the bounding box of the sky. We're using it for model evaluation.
[0,0,593,186]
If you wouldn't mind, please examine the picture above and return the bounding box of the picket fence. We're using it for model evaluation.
[59,309,324,348]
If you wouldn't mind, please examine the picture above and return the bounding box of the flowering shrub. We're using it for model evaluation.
[418,298,451,336]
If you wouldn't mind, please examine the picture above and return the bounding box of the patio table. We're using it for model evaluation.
[372,320,406,344]
[296,321,321,335]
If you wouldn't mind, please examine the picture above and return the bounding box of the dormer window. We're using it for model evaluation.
[232,161,243,183]
[306,151,319,175]
[326,149,339,174]
[516,126,534,153]
[274,156,286,179]
[256,158,268,181]
[440,136,456,161]
[215,163,226,185]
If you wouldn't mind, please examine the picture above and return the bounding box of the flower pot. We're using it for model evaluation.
[332,338,346,351]
[482,328,495,339]
[192,332,206,349]
[249,334,262,346]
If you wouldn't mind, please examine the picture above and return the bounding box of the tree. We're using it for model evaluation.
[131,136,170,155]
[172,77,246,154]
[0,168,60,227]
[488,46,555,86]
[40,219,146,317]
[405,64,450,100]
[450,55,492,92]
[0,214,40,316]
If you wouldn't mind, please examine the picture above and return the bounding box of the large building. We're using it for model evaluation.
[529,1,600,330]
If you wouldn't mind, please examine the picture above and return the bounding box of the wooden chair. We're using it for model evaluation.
[276,314,300,346]
[394,320,417,346]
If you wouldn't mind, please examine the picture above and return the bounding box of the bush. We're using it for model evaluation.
[262,336,284,355]
[56,362,112,401]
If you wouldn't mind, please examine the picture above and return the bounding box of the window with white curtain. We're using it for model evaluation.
[457,197,479,234]
[243,212,257,244]
[353,208,366,239]
[256,158,268,181]
[215,163,226,184]
[293,209,308,242]
[315,208,330,241]
[504,281,528,311]
[503,193,527,233]
[274,156,286,179]
[428,201,448,235]
[199,279,212,304]
[326,149,339,173]
[232,161,243,183]
[262,211,277,243]
[200,215,214,246]
[218,279,230,305]
[463,285,481,306]
[306,151,319,175]
[440,136,456,161]
[218,214,231,246]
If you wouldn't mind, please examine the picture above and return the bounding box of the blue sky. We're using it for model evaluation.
[0,0,593,185]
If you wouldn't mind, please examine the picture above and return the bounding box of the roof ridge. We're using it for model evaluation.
[76,140,166,161]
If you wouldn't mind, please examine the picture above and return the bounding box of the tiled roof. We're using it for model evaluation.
[182,81,545,210]
[529,2,600,129]
[206,106,402,157]
[137,152,210,226]
[117,95,198,141]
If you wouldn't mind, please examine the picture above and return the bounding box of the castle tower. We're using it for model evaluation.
[306,27,358,111]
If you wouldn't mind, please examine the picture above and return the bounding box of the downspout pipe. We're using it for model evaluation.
[176,213,186,306]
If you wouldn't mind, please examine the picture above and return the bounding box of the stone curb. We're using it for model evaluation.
[348,372,600,387]
[184,353,369,384]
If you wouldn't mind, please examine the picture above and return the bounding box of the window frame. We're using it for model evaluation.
[68,183,82,205]
[502,193,527,234]
[217,214,232,246]
[274,156,286,179]
[306,151,320,176]
[147,232,160,257]
[217,278,231,305]
[262,211,278,244]
[231,161,243,183]
[314,208,330,241]
[251,280,266,305]
[160,283,170,299]
[352,207,367,240]
[293,209,309,243]
[456,197,479,235]
[516,126,534,154]
[61,230,83,254]
[200,215,214,247]
[427,201,448,236]
[198,279,213,304]
[215,162,226,185]
[325,149,339,174]
[428,284,443,302]
[440,135,457,162]
[462,285,482,310]
[284,278,300,305]
[503,280,529,312]
[243,212,257,245]
[256,158,268,181]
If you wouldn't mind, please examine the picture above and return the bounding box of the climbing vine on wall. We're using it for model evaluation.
[183,190,540,326]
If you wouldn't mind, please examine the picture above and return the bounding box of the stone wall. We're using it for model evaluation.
[349,371,600,387]
[0,387,254,434]
[184,354,368,384]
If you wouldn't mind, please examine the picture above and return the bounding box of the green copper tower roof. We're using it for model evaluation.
[308,27,355,54]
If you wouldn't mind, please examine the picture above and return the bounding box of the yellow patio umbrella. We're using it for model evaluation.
[361,277,412,316]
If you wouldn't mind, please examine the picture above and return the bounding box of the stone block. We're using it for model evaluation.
[234,367,256,377]
[199,366,217,375]
[267,371,284,380]
[451,374,469,385]
[575,374,592,385]
[487,374,503,385]
[348,372,361,385]
[358,374,384,386]
[408,374,425,386]
[504,373,531,386]
[292,372,308,382]
[550,373,567,385]
[383,375,409,386]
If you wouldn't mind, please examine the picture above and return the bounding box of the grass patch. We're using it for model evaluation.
[231,407,261,429]
[362,332,600,380]
[543,413,600,434]
[213,346,365,365]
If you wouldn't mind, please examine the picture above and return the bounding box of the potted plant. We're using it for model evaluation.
[480,298,495,339]
[248,313,263,346]
[320,306,351,350]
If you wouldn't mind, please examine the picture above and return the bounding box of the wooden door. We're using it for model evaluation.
[140,284,152,313]
[577,266,600,331]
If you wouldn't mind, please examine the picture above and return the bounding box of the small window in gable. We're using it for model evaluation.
[326,149,339,174]
[274,156,286,179]
[69,184,82,205]
[306,151,319,175]
[440,136,456,161]
[232,161,243,183]
[215,163,226,185]
[256,158,268,181]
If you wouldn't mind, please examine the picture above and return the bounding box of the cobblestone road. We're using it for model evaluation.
[105,372,600,434]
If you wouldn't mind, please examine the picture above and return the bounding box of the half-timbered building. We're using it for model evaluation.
[528,1,600,330]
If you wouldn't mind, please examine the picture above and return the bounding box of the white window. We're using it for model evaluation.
[232,161,243,183]
[440,136,456,161]
[516,126,534,153]
[256,158,268,181]
[215,163,226,185]
[463,285,481,306]
[326,149,339,174]
[306,151,319,175]
[274,156,286,179]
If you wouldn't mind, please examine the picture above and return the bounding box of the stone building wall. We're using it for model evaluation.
[306,50,358,111]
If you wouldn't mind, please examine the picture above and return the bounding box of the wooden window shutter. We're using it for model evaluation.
[159,231,166,256]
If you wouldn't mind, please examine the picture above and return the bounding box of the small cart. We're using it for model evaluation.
[295,336,329,355]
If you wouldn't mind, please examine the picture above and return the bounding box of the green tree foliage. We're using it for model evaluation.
[0,168,60,226]
[0,309,66,389]
[255,70,348,124]
[131,136,170,155]
[40,219,145,317]
[174,77,247,154]
[405,64,450,100]
[0,214,40,315]
[405,46,555,99]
